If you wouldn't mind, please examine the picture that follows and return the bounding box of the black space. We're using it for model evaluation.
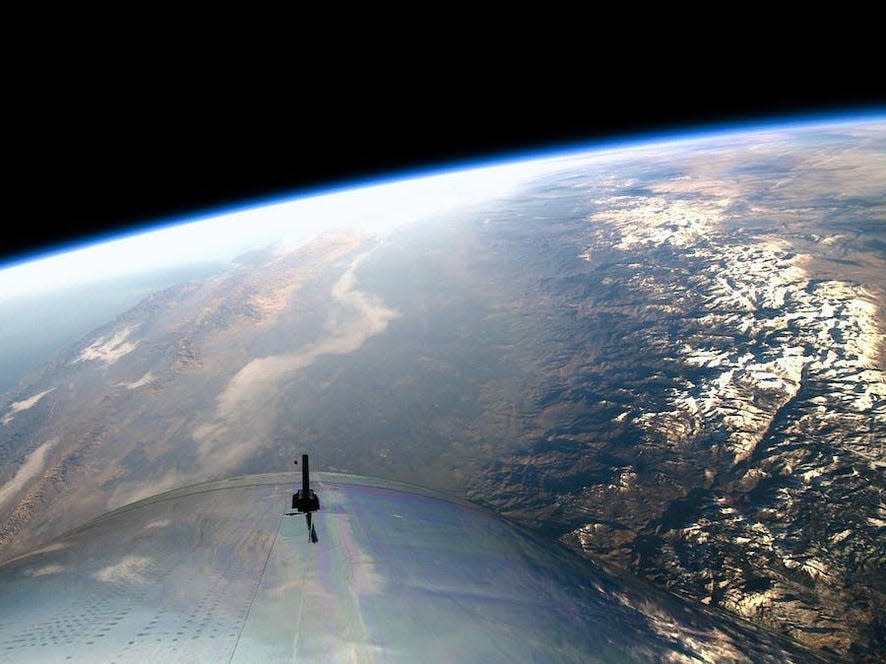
[5,63,884,266]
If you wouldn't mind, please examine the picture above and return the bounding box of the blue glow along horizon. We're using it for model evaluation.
[2,109,883,300]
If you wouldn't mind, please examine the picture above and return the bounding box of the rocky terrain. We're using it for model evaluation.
[467,132,886,659]
[1,120,883,659]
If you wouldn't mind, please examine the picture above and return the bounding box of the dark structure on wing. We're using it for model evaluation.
[286,454,320,543]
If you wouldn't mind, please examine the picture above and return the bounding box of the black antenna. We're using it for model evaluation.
[286,453,320,543]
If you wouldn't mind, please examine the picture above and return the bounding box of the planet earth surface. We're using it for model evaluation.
[0,115,883,660]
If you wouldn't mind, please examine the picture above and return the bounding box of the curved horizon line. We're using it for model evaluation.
[3,105,884,270]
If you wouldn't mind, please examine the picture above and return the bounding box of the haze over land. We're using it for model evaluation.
[0,118,884,659]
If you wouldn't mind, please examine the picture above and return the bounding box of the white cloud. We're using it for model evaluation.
[24,564,65,577]
[76,327,138,365]
[2,388,54,425]
[118,371,154,390]
[0,440,54,509]
[93,555,151,584]
[193,252,398,477]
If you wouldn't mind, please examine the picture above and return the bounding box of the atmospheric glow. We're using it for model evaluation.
[0,158,562,300]
[2,111,882,301]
